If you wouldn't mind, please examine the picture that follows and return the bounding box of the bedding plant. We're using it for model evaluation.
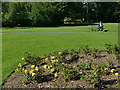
[2,44,120,89]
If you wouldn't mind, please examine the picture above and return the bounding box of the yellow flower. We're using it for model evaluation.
[16,68,19,72]
[104,68,108,71]
[22,57,24,60]
[48,66,50,69]
[94,72,96,75]
[32,73,35,76]
[51,56,55,59]
[18,63,22,67]
[29,71,32,75]
[35,66,39,71]
[51,68,54,72]
[51,60,55,63]
[24,70,28,73]
[55,59,58,62]
[45,58,48,61]
[31,69,34,72]
[111,69,115,73]
[54,72,58,77]
[31,65,35,68]
[58,52,62,55]
[115,73,119,76]
[23,68,25,71]
[29,70,34,75]
[43,65,47,69]
[50,65,53,67]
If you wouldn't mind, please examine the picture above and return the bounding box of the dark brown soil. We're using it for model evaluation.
[2,52,120,88]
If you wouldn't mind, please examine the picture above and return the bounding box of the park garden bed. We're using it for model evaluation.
[2,44,120,89]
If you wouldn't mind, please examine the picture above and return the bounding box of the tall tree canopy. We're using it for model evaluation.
[2,2,119,27]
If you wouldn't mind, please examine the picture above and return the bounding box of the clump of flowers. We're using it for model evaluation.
[82,64,110,87]
[51,56,55,59]
[16,62,44,84]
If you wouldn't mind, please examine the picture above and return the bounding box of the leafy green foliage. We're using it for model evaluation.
[2,2,119,27]
[105,44,120,60]
[105,44,113,54]
[24,52,43,65]
[2,2,30,27]
[77,60,93,70]
[79,44,91,54]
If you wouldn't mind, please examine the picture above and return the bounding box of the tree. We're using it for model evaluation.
[29,2,68,26]
[95,2,119,22]
[2,2,30,27]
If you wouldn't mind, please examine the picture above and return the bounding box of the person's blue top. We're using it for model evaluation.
[98,23,103,27]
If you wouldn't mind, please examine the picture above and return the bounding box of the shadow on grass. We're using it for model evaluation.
[3,23,98,28]
[62,23,98,26]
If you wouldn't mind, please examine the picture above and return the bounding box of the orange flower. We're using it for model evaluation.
[31,69,34,72]
[29,71,32,75]
[51,60,55,63]
[94,72,96,75]
[45,58,48,61]
[24,70,28,73]
[31,65,35,68]
[18,63,22,67]
[58,52,62,55]
[51,68,54,72]
[16,68,19,72]
[29,70,34,75]
[51,56,55,59]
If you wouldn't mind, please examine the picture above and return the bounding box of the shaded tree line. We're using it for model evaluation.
[2,2,120,27]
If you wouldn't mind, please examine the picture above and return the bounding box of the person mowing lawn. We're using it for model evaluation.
[98,21,104,32]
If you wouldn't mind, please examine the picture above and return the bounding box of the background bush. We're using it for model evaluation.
[2,2,120,27]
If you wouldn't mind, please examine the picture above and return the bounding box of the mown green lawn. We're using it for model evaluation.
[2,23,118,84]
[2,23,118,32]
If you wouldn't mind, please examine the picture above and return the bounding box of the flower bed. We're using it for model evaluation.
[2,44,120,89]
